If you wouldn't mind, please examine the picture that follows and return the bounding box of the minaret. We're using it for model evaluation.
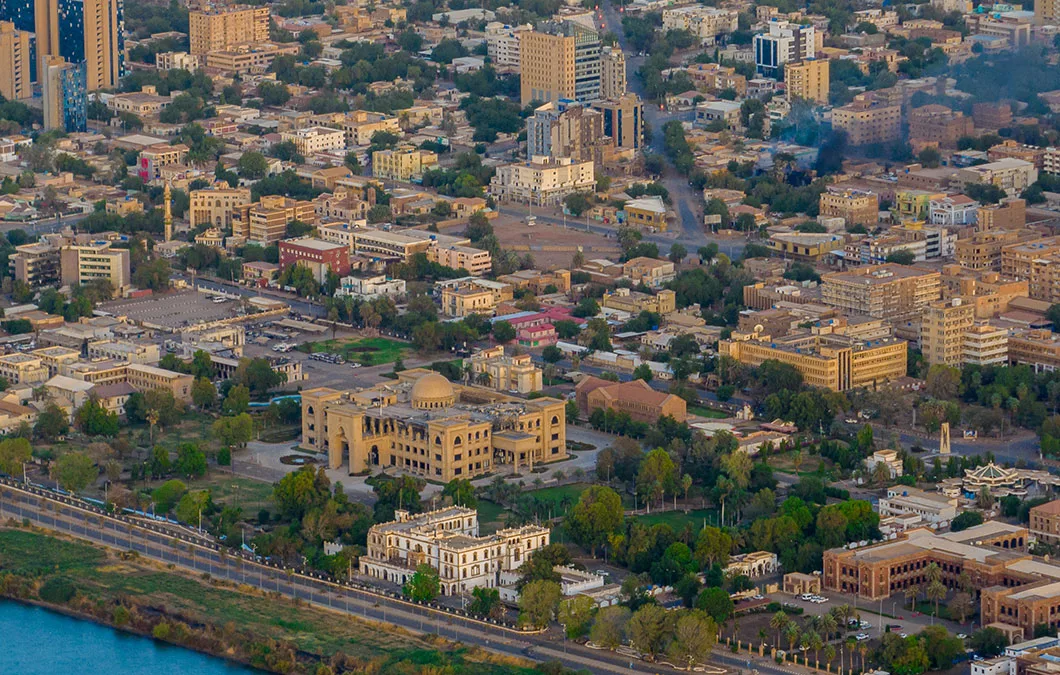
[163,181,173,242]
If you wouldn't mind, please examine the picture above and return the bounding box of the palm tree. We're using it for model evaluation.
[147,409,160,443]
[845,637,857,673]
[681,473,693,511]
[809,630,823,666]
[904,585,920,612]
[819,613,838,642]
[792,450,803,475]
[476,371,492,387]
[858,642,870,672]
[785,622,800,653]
[824,644,837,673]
[770,611,789,650]
[927,579,947,617]
[925,562,942,585]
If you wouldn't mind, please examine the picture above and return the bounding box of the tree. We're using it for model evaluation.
[950,591,974,623]
[633,363,653,382]
[175,443,207,479]
[149,445,172,479]
[637,448,678,508]
[542,345,563,364]
[926,579,947,616]
[770,611,789,649]
[175,489,212,527]
[35,402,70,441]
[519,579,561,628]
[223,384,251,415]
[950,510,984,532]
[492,320,516,343]
[591,605,631,650]
[191,377,217,409]
[970,627,1008,658]
[212,414,254,450]
[629,604,673,660]
[565,400,579,424]
[567,485,624,558]
[694,526,732,569]
[273,466,331,519]
[468,587,502,619]
[0,437,31,477]
[51,451,98,494]
[404,564,440,602]
[558,595,595,638]
[76,397,119,436]
[237,151,269,179]
[669,243,687,264]
[885,250,917,265]
[925,365,961,400]
[151,479,187,512]
[441,478,476,507]
[668,610,718,668]
[695,587,734,624]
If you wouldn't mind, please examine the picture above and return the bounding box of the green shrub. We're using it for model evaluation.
[38,577,77,604]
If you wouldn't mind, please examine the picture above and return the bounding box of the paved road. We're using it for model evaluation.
[191,276,326,319]
[599,0,746,259]
[0,481,802,675]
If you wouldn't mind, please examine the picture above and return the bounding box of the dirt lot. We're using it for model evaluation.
[488,212,620,269]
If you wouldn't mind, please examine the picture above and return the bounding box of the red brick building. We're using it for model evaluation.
[278,238,350,282]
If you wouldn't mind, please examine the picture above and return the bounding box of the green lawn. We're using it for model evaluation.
[523,483,592,509]
[689,406,731,419]
[298,337,410,366]
[477,499,507,534]
[634,508,718,531]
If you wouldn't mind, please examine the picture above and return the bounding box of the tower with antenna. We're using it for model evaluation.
[163,181,173,242]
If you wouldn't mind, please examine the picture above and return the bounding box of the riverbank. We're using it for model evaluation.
[0,526,544,675]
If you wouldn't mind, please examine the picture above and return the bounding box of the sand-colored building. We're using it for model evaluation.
[821,264,941,324]
[819,188,878,227]
[189,5,270,54]
[234,195,317,244]
[467,346,543,394]
[575,376,687,423]
[189,185,252,229]
[785,58,829,103]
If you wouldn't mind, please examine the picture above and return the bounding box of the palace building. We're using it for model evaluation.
[361,506,549,596]
[301,370,567,480]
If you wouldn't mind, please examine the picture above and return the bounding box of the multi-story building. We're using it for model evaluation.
[685,62,747,96]
[600,46,626,100]
[939,265,1029,319]
[42,56,86,132]
[526,100,606,163]
[33,345,81,376]
[203,42,300,76]
[767,232,846,261]
[125,363,194,402]
[974,102,1013,130]
[1029,500,1060,545]
[719,330,908,391]
[137,143,188,182]
[753,19,815,77]
[1008,329,1060,372]
[87,339,160,365]
[624,196,668,232]
[519,20,601,106]
[279,126,346,156]
[661,6,738,44]
[278,238,351,282]
[832,92,901,146]
[189,4,270,55]
[189,185,252,229]
[591,94,642,150]
[156,51,201,71]
[784,58,829,103]
[958,158,1038,196]
[10,241,62,287]
[623,256,676,288]
[1002,237,1060,301]
[301,370,567,478]
[819,188,878,227]
[575,376,687,423]
[821,264,942,325]
[350,228,434,261]
[0,21,31,100]
[372,146,438,182]
[0,353,49,385]
[106,86,171,117]
[957,230,1036,271]
[61,0,124,91]
[59,240,130,293]
[467,346,543,394]
[962,322,1008,367]
[341,110,401,146]
[234,195,317,244]
[489,156,595,206]
[601,287,676,315]
[362,507,549,596]
[921,297,975,366]
[438,277,514,317]
[878,486,958,527]
[485,22,531,70]
[929,194,979,226]
[822,521,1029,601]
[908,104,974,148]
[427,244,493,276]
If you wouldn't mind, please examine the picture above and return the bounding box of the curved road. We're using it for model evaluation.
[0,481,796,675]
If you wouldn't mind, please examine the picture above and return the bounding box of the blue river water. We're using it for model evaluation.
[0,600,261,674]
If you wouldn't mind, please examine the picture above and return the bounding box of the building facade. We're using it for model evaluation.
[189,185,252,229]
[519,21,601,106]
[372,146,438,182]
[59,240,130,292]
[784,58,829,103]
[489,156,595,206]
[753,19,815,77]
[0,21,31,100]
[189,4,270,54]
[832,93,902,146]
[467,346,543,394]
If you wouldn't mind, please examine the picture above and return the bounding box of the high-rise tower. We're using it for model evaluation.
[163,181,173,242]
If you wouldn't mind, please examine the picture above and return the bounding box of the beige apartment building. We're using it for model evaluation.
[126,364,194,402]
[280,126,346,156]
[602,287,677,315]
[1001,237,1060,303]
[962,323,1008,367]
[920,297,975,366]
[1030,500,1060,545]
[956,230,1034,271]
[0,22,32,100]
[342,110,401,146]
[0,353,49,385]
[719,331,908,392]
[81,0,123,90]
[234,196,317,244]
[189,185,252,229]
[785,58,829,103]
[489,156,595,206]
[59,242,130,293]
[439,278,514,317]
[362,507,549,596]
[467,346,543,394]
[203,42,300,75]
[372,147,439,182]
[600,46,627,99]
[189,5,270,54]
[958,158,1038,195]
[428,244,493,276]
[33,346,81,377]
[821,264,942,323]
[819,188,878,227]
[10,241,61,287]
[1009,330,1060,372]
[832,93,902,146]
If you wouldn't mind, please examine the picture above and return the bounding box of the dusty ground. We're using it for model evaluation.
[488,212,620,269]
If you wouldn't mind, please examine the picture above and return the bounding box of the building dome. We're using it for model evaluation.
[410,372,456,410]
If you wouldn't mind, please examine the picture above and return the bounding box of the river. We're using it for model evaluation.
[0,600,261,674]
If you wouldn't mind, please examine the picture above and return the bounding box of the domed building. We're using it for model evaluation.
[410,372,456,409]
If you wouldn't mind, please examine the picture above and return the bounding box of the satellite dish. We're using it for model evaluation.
[754,324,764,333]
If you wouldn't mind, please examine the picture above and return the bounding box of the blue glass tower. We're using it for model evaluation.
[0,0,34,32]
[59,60,86,132]
[57,0,83,65]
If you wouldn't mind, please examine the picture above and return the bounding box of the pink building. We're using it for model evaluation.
[518,323,557,348]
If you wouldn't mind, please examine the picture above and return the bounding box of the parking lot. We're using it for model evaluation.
[100,290,242,330]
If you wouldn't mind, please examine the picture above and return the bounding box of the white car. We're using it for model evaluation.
[899,633,908,639]
[856,634,869,641]
[957,634,967,640]
[350,363,362,368]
